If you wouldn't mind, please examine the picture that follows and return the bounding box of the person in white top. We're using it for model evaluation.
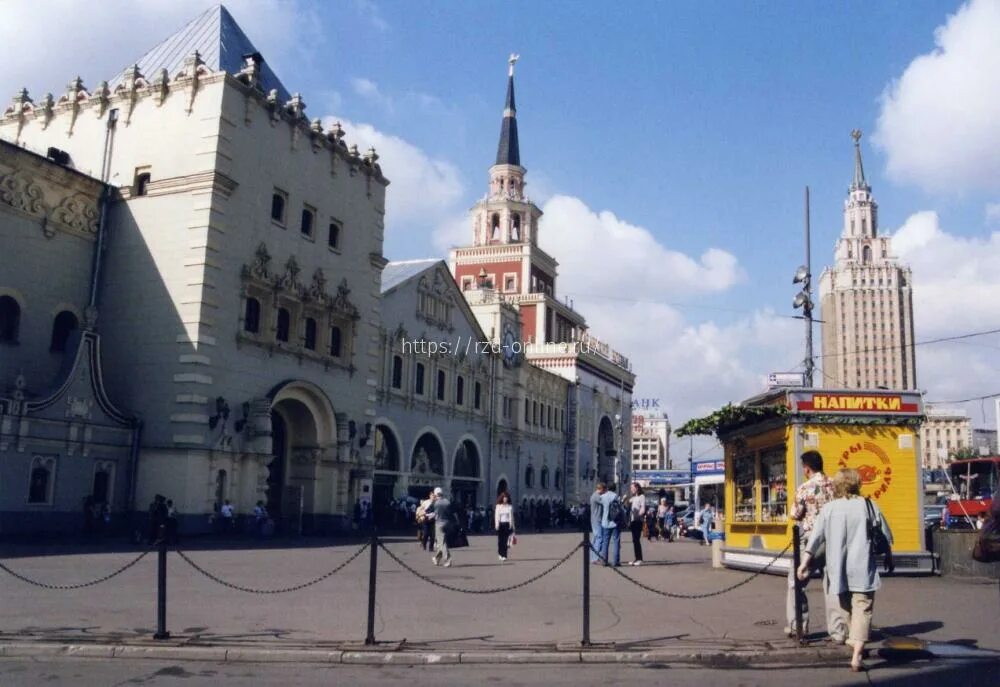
[220,499,235,533]
[494,492,516,562]
[627,482,647,565]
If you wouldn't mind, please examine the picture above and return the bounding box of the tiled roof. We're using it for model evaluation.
[109,4,291,102]
[381,259,441,293]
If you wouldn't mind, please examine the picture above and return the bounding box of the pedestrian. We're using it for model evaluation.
[589,483,606,563]
[599,483,622,567]
[430,486,453,567]
[798,468,893,672]
[165,499,179,544]
[785,449,836,639]
[253,500,268,538]
[220,499,235,534]
[416,490,435,551]
[495,491,516,562]
[627,482,646,565]
[656,498,668,541]
[698,502,715,545]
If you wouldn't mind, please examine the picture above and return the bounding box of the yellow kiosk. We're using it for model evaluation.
[679,388,932,574]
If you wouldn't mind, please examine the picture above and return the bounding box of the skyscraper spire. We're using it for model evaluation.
[850,128,869,192]
[495,54,520,167]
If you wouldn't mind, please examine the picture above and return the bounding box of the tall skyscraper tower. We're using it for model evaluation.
[819,131,916,390]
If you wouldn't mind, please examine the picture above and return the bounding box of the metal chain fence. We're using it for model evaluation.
[588,541,792,599]
[0,546,153,590]
[377,540,582,594]
[174,541,370,594]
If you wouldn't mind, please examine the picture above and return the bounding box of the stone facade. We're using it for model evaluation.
[819,131,916,390]
[631,412,670,471]
[920,405,973,470]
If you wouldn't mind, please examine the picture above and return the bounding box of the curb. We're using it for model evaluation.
[0,641,851,666]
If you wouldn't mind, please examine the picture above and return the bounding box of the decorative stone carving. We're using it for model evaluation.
[175,51,206,113]
[278,255,302,291]
[61,77,87,135]
[5,88,33,142]
[331,278,359,319]
[242,242,272,281]
[152,68,169,106]
[0,170,47,218]
[92,81,111,118]
[116,65,147,123]
[310,118,324,152]
[39,93,55,129]
[50,193,99,236]
[308,268,327,302]
[285,93,306,119]
[65,396,93,420]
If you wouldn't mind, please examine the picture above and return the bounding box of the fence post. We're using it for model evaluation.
[581,527,591,646]
[153,525,170,640]
[792,524,803,645]
[365,527,378,645]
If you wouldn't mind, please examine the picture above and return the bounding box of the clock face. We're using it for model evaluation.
[502,328,517,365]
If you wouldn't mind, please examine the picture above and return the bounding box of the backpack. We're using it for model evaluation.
[607,497,628,529]
[865,498,894,572]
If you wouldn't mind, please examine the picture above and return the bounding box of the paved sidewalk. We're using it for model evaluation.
[1,531,997,666]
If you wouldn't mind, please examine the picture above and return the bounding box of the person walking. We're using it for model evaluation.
[798,468,893,672]
[599,484,622,567]
[495,492,516,562]
[627,482,646,565]
[698,503,715,545]
[589,483,606,563]
[220,499,235,534]
[430,487,453,567]
[253,500,268,538]
[417,490,435,551]
[656,498,669,541]
[785,449,836,639]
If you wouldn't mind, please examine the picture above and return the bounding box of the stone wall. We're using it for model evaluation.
[932,529,1000,579]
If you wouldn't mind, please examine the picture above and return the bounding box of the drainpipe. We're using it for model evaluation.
[88,108,118,314]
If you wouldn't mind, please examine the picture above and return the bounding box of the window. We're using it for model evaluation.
[392,355,403,389]
[548,406,553,429]
[300,207,315,237]
[474,382,482,410]
[134,171,151,196]
[27,456,55,504]
[733,453,755,522]
[525,465,534,488]
[276,308,291,342]
[415,363,426,395]
[325,221,342,251]
[436,370,446,401]
[461,277,473,291]
[324,325,342,357]
[271,190,287,224]
[456,376,465,405]
[760,448,787,523]
[491,213,500,239]
[511,213,521,241]
[505,276,516,292]
[304,317,317,350]
[554,469,561,489]
[0,296,21,342]
[243,298,261,333]
[541,467,549,489]
[524,399,530,424]
[532,401,538,426]
[49,310,78,352]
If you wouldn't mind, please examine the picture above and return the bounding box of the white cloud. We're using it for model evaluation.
[0,1,311,105]
[986,202,1000,226]
[874,0,1000,193]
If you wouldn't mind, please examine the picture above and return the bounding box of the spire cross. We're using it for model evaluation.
[851,128,862,145]
[508,53,520,77]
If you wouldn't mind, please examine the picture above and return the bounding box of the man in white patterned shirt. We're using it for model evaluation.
[785,450,836,639]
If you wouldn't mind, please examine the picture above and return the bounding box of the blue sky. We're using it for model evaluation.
[4,0,1000,441]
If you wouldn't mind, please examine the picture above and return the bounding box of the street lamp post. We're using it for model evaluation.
[793,186,815,387]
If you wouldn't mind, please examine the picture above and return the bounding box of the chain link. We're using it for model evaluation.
[175,542,369,594]
[0,546,153,590]
[588,540,792,599]
[378,540,581,594]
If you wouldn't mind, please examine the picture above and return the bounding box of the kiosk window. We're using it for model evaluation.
[734,454,756,522]
[760,447,788,523]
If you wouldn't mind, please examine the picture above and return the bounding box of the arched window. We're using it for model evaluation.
[329,326,342,357]
[304,317,317,350]
[28,457,55,504]
[93,463,114,504]
[276,308,290,342]
[491,213,500,239]
[415,362,426,395]
[525,465,534,488]
[392,355,403,389]
[300,208,314,237]
[49,310,78,352]
[271,192,286,223]
[511,213,521,241]
[456,376,465,405]
[474,381,482,410]
[135,172,151,196]
[0,295,20,343]
[243,298,261,333]
[532,401,538,425]
[524,398,530,424]
[541,466,549,489]
[554,469,562,489]
[436,370,446,401]
[862,245,872,265]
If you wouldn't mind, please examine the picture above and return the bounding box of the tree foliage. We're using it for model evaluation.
[675,403,788,438]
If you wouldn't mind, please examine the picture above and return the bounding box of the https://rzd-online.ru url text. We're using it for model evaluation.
[400,336,596,357]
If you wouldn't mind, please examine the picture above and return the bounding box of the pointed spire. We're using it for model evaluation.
[850,129,869,192]
[495,54,521,167]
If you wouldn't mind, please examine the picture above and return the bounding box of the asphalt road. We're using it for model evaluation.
[2,657,998,687]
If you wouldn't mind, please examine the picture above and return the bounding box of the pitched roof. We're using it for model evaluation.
[109,4,291,102]
[495,74,520,166]
[380,259,441,293]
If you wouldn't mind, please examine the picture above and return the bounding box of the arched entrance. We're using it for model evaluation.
[372,423,402,528]
[269,398,319,534]
[408,431,445,500]
[597,416,616,486]
[451,439,481,508]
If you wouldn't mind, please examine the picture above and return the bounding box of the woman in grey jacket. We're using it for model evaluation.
[797,467,893,672]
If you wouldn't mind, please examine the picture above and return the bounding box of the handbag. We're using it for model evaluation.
[865,498,894,572]
[509,533,518,546]
[972,522,1000,563]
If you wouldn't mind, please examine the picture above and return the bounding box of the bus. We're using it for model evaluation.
[947,456,999,519]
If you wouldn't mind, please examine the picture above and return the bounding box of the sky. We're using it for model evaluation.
[3,0,1000,457]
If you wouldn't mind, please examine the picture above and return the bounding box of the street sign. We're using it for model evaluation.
[767,372,804,388]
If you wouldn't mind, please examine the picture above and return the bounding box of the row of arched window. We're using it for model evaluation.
[524,465,561,490]
[243,297,343,357]
[522,397,564,432]
[0,295,79,352]
[390,355,483,410]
